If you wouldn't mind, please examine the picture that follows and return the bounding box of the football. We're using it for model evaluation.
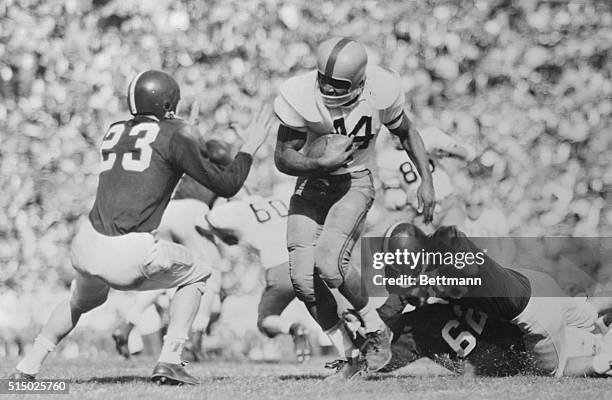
[305,134,353,158]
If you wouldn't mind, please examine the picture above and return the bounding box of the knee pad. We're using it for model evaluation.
[289,275,316,303]
[315,250,344,288]
[288,248,317,303]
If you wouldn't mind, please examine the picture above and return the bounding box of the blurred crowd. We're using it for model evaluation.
[1,0,611,355]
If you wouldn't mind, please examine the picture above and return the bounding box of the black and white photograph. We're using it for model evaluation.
[1,0,611,398]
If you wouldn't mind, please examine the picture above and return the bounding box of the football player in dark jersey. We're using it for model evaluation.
[10,70,274,385]
[110,139,234,361]
[377,222,612,377]
[375,296,532,376]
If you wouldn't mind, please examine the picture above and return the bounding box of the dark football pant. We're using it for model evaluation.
[287,170,374,307]
[257,262,295,337]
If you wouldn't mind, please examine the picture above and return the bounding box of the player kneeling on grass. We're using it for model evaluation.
[9,70,274,385]
[378,222,612,377]
[205,192,313,363]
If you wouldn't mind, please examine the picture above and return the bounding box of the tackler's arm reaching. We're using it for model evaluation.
[172,106,275,198]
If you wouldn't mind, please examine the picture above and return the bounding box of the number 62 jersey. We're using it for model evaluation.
[274,65,406,175]
[379,301,532,376]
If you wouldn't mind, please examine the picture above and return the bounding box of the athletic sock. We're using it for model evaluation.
[325,321,359,359]
[16,334,56,375]
[158,335,187,364]
[357,300,384,333]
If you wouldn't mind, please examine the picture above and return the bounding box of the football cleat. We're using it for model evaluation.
[316,37,367,108]
[289,322,312,363]
[323,357,367,382]
[151,361,199,386]
[112,328,131,359]
[360,324,394,372]
[128,70,180,120]
[8,370,36,381]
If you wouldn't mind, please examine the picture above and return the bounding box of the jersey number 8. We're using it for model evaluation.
[100,122,159,172]
[399,159,436,184]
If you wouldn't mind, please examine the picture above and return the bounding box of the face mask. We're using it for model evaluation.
[320,86,363,108]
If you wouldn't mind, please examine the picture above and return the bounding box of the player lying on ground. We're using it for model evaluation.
[377,222,612,377]
[365,295,611,377]
[273,36,435,376]
[112,141,234,361]
[205,191,313,362]
[10,70,274,385]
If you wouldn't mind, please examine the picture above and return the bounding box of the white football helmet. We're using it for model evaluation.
[316,37,367,108]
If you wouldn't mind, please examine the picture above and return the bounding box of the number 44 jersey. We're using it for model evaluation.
[274,65,406,175]
[89,115,252,236]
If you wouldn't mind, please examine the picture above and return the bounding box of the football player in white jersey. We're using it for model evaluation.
[274,37,435,377]
[375,126,476,234]
[205,194,314,362]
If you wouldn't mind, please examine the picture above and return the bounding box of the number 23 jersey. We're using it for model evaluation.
[89,115,252,236]
[274,65,406,175]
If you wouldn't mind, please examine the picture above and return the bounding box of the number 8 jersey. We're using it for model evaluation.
[273,65,406,175]
[90,115,252,236]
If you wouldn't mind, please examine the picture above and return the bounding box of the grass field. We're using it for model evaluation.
[1,356,610,400]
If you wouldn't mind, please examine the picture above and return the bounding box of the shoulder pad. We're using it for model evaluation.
[278,71,321,123]
[171,119,194,136]
[364,65,402,110]
[173,120,208,147]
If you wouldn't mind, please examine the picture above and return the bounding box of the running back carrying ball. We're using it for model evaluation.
[305,134,354,158]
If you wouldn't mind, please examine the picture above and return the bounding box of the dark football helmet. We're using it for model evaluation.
[382,222,428,255]
[127,70,180,120]
[382,222,431,301]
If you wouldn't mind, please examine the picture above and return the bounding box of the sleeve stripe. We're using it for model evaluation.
[386,113,403,127]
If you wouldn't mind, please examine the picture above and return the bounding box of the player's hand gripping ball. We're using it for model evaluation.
[306,134,354,171]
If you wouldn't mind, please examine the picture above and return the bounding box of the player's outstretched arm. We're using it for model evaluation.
[274,124,354,176]
[390,113,435,223]
[238,105,276,156]
[170,108,274,197]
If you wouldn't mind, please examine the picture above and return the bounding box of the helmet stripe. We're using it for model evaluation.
[128,71,146,114]
[324,37,354,77]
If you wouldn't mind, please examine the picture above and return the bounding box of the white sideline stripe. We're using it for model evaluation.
[128,71,146,114]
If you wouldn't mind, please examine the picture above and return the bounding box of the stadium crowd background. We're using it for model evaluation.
[1,0,611,358]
